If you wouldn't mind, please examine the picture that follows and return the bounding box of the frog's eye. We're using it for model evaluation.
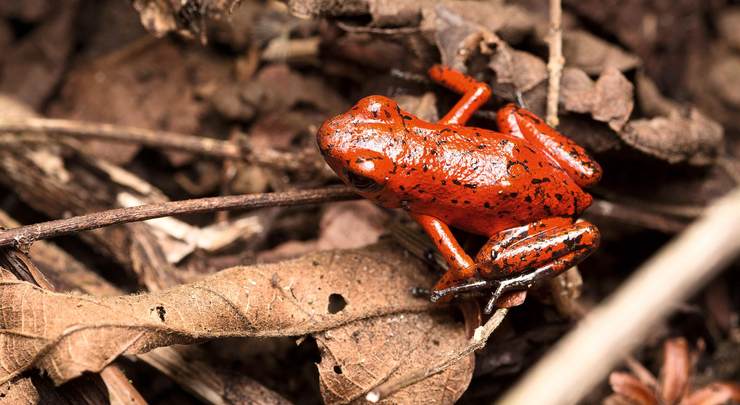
[346,170,382,192]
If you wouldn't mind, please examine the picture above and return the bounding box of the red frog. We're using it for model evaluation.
[317,65,602,313]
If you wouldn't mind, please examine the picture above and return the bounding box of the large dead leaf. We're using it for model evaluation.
[619,109,724,166]
[560,67,634,131]
[0,243,441,386]
[626,71,726,167]
[316,312,472,404]
[489,46,547,93]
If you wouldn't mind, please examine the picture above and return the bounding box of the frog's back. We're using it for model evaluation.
[396,123,592,236]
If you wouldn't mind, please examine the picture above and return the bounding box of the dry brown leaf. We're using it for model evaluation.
[562,30,640,75]
[0,243,437,385]
[249,111,320,150]
[560,67,634,131]
[557,115,622,154]
[256,200,386,262]
[317,201,387,251]
[619,109,724,166]
[717,7,740,52]
[0,374,111,405]
[629,72,725,166]
[367,0,433,27]
[0,1,55,22]
[659,338,690,404]
[421,1,535,43]
[707,55,740,109]
[0,377,41,404]
[489,47,547,93]
[257,240,320,263]
[432,4,491,71]
[1,205,282,404]
[603,393,642,405]
[429,3,545,96]
[609,372,659,405]
[255,64,346,115]
[0,211,119,296]
[140,345,292,405]
[690,47,740,131]
[680,382,740,405]
[0,0,77,110]
[635,72,682,118]
[48,40,231,165]
[288,0,369,18]
[132,0,241,39]
[431,2,537,80]
[395,92,438,122]
[316,312,472,404]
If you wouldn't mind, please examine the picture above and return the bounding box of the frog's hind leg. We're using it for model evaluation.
[497,104,602,188]
[431,217,599,311]
[476,218,599,278]
[428,65,491,126]
[478,217,599,313]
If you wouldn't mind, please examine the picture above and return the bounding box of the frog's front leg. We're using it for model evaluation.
[428,65,491,126]
[410,213,476,280]
[431,217,600,314]
[497,105,602,187]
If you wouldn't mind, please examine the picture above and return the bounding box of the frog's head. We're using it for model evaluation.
[317,95,409,207]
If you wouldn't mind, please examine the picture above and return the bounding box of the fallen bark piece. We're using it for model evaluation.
[316,312,472,404]
[0,243,436,386]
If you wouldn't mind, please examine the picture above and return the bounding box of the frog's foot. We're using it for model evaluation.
[482,249,586,314]
[410,286,431,298]
[429,275,526,307]
[430,278,488,303]
[429,262,484,303]
[482,271,545,314]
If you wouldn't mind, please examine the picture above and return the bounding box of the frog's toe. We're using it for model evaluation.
[410,286,431,298]
[430,278,488,303]
[483,286,528,314]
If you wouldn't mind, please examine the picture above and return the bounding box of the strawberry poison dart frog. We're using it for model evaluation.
[317,65,601,313]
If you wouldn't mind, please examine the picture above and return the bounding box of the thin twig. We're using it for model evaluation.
[0,187,359,248]
[366,308,508,402]
[586,199,689,233]
[545,0,564,127]
[0,117,321,172]
[499,187,740,405]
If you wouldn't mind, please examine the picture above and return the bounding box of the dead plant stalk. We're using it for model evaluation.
[0,117,310,171]
[546,0,564,127]
[0,187,359,248]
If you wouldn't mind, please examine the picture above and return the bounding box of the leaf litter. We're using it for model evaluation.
[0,242,472,398]
[0,0,738,403]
